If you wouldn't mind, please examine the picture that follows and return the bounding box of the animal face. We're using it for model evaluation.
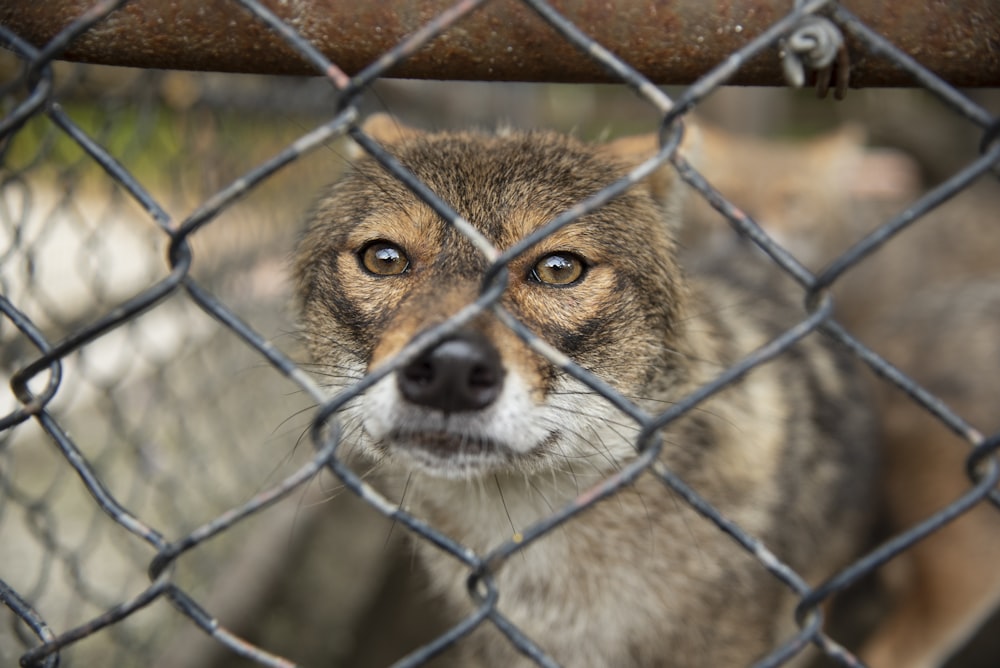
[295,120,687,479]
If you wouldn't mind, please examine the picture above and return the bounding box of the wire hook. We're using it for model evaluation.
[780,15,850,99]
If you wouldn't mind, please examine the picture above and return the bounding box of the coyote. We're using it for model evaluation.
[294,115,878,667]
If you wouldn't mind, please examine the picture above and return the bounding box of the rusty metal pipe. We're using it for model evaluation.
[2,1,998,87]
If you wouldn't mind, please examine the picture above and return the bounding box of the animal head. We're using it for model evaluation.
[295,115,693,479]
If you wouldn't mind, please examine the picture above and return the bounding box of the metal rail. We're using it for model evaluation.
[2,0,999,86]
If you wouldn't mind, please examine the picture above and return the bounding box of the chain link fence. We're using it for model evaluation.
[1,1,999,666]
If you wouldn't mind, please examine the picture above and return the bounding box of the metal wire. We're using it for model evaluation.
[1,1,998,667]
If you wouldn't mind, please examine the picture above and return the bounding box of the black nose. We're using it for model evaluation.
[397,331,505,413]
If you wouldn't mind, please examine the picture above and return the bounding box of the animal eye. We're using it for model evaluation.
[360,240,409,276]
[530,252,586,286]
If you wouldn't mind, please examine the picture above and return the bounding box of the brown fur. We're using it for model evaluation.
[295,115,879,667]
[683,121,1000,667]
[859,281,1000,668]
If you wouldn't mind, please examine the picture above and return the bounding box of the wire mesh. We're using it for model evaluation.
[1,1,998,667]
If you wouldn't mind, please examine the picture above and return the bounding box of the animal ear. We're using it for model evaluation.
[600,121,701,205]
[361,113,423,144]
[347,113,423,159]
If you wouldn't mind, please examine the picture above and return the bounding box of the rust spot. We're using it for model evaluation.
[1,0,998,86]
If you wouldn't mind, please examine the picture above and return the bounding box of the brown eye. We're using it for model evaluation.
[530,252,586,286]
[360,240,409,276]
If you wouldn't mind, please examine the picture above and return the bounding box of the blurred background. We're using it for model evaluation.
[1,38,999,668]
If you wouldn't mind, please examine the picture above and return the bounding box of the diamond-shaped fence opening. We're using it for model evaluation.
[1,1,998,667]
